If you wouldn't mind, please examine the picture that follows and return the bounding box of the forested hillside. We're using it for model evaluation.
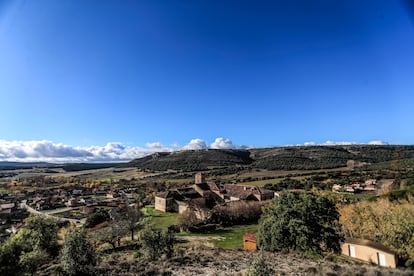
[127,145,414,172]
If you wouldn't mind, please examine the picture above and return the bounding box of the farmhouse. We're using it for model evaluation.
[155,173,275,214]
[341,238,397,268]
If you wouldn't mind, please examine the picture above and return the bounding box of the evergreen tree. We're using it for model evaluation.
[61,228,98,276]
[258,191,342,254]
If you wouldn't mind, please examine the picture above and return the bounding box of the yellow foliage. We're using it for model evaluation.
[339,199,414,262]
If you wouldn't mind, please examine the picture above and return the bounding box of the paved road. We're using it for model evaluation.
[21,201,85,224]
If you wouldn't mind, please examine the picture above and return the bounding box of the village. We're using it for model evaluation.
[0,170,406,271]
[1,171,384,237]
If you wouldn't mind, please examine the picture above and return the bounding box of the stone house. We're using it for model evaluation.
[155,174,275,215]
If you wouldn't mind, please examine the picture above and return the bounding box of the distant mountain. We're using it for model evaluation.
[0,161,59,170]
[0,161,124,171]
[127,145,414,171]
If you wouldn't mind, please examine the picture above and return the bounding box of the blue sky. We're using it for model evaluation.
[0,0,413,162]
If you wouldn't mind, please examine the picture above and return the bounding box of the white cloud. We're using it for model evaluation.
[299,140,388,146]
[145,142,164,149]
[321,141,357,146]
[303,141,317,146]
[0,140,154,163]
[368,140,388,145]
[210,137,236,149]
[181,139,208,150]
[0,138,391,163]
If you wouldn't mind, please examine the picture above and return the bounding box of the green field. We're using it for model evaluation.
[142,205,179,230]
[142,205,258,250]
[177,224,258,250]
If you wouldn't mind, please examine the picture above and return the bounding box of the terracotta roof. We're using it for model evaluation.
[244,233,256,241]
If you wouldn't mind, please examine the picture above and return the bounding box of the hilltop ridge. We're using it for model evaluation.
[126,145,414,172]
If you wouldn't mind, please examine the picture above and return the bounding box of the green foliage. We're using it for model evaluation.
[24,215,59,255]
[85,210,110,228]
[258,191,342,254]
[128,149,253,171]
[0,215,58,275]
[144,205,178,230]
[248,254,272,276]
[139,226,175,260]
[19,248,49,274]
[0,237,25,275]
[61,228,98,276]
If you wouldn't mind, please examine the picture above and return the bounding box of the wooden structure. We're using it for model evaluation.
[341,238,397,268]
[243,233,257,251]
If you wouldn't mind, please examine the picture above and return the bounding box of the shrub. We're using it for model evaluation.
[248,254,272,276]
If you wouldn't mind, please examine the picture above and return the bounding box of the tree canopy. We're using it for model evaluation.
[61,228,98,276]
[257,191,342,254]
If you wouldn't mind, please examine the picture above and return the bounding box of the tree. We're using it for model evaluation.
[248,253,272,276]
[177,209,200,231]
[61,228,98,276]
[23,215,59,255]
[124,205,142,240]
[92,220,129,249]
[0,215,58,275]
[258,191,342,254]
[139,226,176,260]
[85,210,110,228]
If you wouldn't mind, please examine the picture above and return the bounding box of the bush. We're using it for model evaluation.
[248,254,272,276]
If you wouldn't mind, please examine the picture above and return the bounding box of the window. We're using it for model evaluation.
[348,245,356,257]
[377,253,386,266]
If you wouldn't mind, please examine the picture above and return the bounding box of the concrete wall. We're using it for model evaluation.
[155,197,167,212]
[341,242,396,268]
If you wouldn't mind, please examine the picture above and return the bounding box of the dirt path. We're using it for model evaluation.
[176,235,224,248]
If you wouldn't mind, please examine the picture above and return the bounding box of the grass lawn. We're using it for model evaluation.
[142,205,178,230]
[141,205,258,249]
[178,224,258,250]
